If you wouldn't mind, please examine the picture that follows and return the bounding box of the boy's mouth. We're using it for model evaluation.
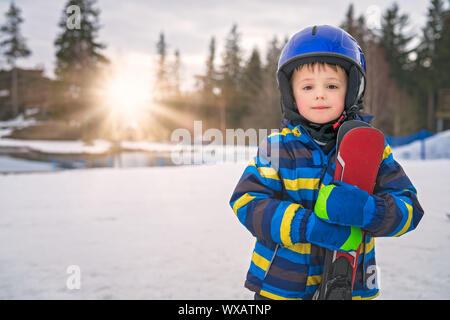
[312,106,330,110]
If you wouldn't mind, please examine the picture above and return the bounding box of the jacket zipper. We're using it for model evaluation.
[263,244,279,280]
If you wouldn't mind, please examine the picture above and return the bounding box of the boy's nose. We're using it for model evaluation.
[314,88,325,100]
[315,94,325,100]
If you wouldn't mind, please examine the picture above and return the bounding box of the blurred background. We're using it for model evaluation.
[0,0,448,141]
[0,0,449,300]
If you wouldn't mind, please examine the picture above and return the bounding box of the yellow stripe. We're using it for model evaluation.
[360,237,375,254]
[259,290,302,300]
[282,242,311,254]
[402,188,419,199]
[284,178,320,191]
[268,127,293,138]
[258,166,280,180]
[248,158,279,180]
[251,252,270,271]
[280,204,301,246]
[306,275,322,286]
[392,199,413,237]
[232,193,256,215]
[352,291,380,300]
[292,127,302,137]
[382,145,392,161]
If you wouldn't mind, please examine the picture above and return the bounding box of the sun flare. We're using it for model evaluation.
[104,57,152,116]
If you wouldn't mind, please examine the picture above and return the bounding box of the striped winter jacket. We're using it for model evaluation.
[229,115,424,300]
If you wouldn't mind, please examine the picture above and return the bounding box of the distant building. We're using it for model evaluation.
[436,89,450,132]
[0,67,51,120]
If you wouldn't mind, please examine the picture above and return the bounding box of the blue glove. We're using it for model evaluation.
[304,212,362,252]
[314,181,378,230]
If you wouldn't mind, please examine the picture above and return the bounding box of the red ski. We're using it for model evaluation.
[314,120,385,300]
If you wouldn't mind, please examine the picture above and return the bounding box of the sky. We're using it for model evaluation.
[0,0,434,90]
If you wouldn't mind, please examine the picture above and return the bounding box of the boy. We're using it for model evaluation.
[229,25,424,300]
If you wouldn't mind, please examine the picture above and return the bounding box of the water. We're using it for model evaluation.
[0,151,177,174]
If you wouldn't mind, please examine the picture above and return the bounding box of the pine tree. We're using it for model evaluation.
[0,1,31,118]
[55,0,107,81]
[202,36,217,98]
[154,32,169,101]
[340,4,357,37]
[171,49,181,97]
[53,0,108,118]
[435,8,450,88]
[240,47,262,129]
[262,35,284,129]
[242,47,263,98]
[340,4,367,47]
[380,3,414,86]
[415,0,446,130]
[220,24,244,128]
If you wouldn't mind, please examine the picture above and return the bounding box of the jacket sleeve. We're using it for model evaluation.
[367,143,424,237]
[229,137,312,246]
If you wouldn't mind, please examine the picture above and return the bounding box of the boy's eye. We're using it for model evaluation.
[302,85,312,90]
[328,85,338,89]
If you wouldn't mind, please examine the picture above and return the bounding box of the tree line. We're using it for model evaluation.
[0,0,449,141]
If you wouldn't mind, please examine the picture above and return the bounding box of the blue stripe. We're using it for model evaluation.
[272,254,309,272]
[245,164,282,191]
[382,176,412,190]
[279,166,323,179]
[254,241,275,261]
[352,288,379,299]
[263,200,278,240]
[244,200,257,236]
[246,271,263,288]
[386,198,412,236]
[249,262,266,280]
[276,247,310,265]
[263,276,306,295]
[285,189,317,202]
[309,265,323,276]
[270,201,292,244]
[279,157,314,169]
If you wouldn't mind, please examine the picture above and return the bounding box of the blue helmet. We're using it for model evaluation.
[277,25,366,123]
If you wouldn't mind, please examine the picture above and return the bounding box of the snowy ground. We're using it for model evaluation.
[0,158,449,300]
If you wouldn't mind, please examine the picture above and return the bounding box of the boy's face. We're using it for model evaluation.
[291,64,347,124]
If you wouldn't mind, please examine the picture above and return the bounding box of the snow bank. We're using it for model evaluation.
[0,114,38,130]
[393,130,450,160]
[0,139,112,155]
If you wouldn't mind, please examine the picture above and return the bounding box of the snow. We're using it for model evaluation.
[375,159,450,299]
[0,138,112,155]
[0,158,448,300]
[0,114,38,130]
[0,119,448,299]
[393,130,450,160]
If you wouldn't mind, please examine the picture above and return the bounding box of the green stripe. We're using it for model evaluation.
[314,184,335,220]
[340,226,362,251]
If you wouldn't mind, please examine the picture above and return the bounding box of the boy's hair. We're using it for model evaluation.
[290,62,347,85]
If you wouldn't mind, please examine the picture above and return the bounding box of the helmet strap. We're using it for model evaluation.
[332,104,361,131]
